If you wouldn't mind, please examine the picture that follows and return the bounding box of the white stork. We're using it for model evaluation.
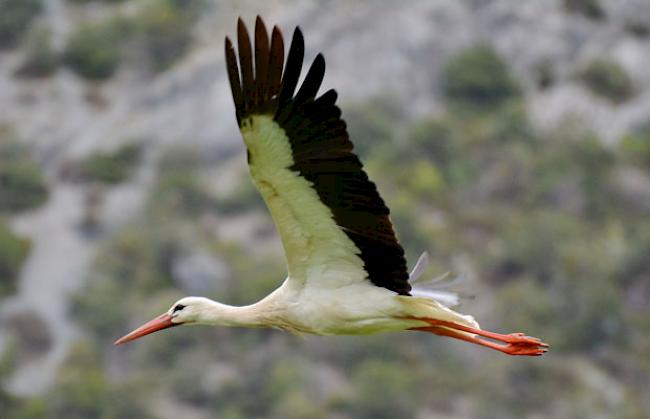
[115,17,548,356]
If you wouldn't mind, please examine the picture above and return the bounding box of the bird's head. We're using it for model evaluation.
[114,296,213,345]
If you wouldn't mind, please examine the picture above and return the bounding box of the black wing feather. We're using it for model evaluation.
[278,28,304,105]
[294,54,325,105]
[237,18,255,116]
[225,17,411,295]
[224,37,243,123]
[254,17,270,108]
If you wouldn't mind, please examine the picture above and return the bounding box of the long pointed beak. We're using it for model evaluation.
[114,313,179,345]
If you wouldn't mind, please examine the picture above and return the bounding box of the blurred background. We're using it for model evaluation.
[0,0,649,418]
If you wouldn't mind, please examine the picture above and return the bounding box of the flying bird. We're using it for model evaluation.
[115,17,548,356]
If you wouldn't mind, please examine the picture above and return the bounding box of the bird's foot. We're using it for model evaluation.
[497,333,549,356]
[407,318,549,356]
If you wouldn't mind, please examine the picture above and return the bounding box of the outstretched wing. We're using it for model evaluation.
[225,17,410,295]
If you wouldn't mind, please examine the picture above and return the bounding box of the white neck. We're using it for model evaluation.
[195,299,268,328]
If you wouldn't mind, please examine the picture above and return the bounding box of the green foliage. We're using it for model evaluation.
[46,342,154,419]
[491,211,624,351]
[71,277,129,343]
[71,220,192,344]
[620,120,650,168]
[0,389,46,419]
[68,0,129,3]
[215,177,265,215]
[218,244,284,306]
[153,172,217,216]
[443,44,521,109]
[0,0,43,49]
[158,145,204,173]
[15,26,58,78]
[75,143,142,184]
[6,311,52,360]
[624,19,650,37]
[0,223,31,298]
[131,0,200,72]
[564,0,606,20]
[573,135,616,217]
[62,0,201,79]
[97,225,178,291]
[0,161,48,212]
[0,141,49,213]
[523,128,616,217]
[406,160,445,197]
[345,96,402,157]
[617,224,650,286]
[271,390,324,419]
[342,360,419,419]
[406,118,458,179]
[577,58,635,103]
[150,145,220,217]
[64,19,126,80]
[47,345,107,419]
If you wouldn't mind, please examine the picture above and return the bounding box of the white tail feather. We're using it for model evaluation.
[409,251,429,282]
[410,288,460,307]
[409,251,463,307]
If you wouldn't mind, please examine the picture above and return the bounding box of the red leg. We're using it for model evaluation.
[408,318,549,356]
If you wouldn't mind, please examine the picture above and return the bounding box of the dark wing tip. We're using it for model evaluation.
[294,53,326,104]
[237,18,255,114]
[315,88,338,107]
[237,18,252,50]
[254,16,270,105]
[267,25,285,103]
[278,26,306,104]
[255,15,268,38]
[293,26,305,48]
[224,35,243,120]
[313,53,325,68]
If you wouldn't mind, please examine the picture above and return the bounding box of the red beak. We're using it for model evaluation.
[114,313,180,345]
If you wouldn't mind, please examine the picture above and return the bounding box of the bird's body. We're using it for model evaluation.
[115,17,548,356]
[178,281,474,336]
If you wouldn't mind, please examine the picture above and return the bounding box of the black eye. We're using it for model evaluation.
[173,304,186,313]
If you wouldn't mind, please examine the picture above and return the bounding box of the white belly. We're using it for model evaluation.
[278,283,422,335]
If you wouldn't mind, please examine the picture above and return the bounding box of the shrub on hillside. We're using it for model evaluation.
[132,0,199,72]
[66,143,142,184]
[62,0,201,79]
[624,19,650,38]
[152,172,216,217]
[138,1,193,71]
[68,0,129,3]
[0,161,49,212]
[63,20,126,80]
[443,44,521,109]
[45,343,154,418]
[0,0,43,49]
[15,26,58,78]
[345,97,401,157]
[563,0,606,20]
[620,120,650,167]
[577,58,635,103]
[6,311,52,360]
[0,223,31,298]
[0,141,49,213]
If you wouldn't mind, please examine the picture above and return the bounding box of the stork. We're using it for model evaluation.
[115,17,548,356]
